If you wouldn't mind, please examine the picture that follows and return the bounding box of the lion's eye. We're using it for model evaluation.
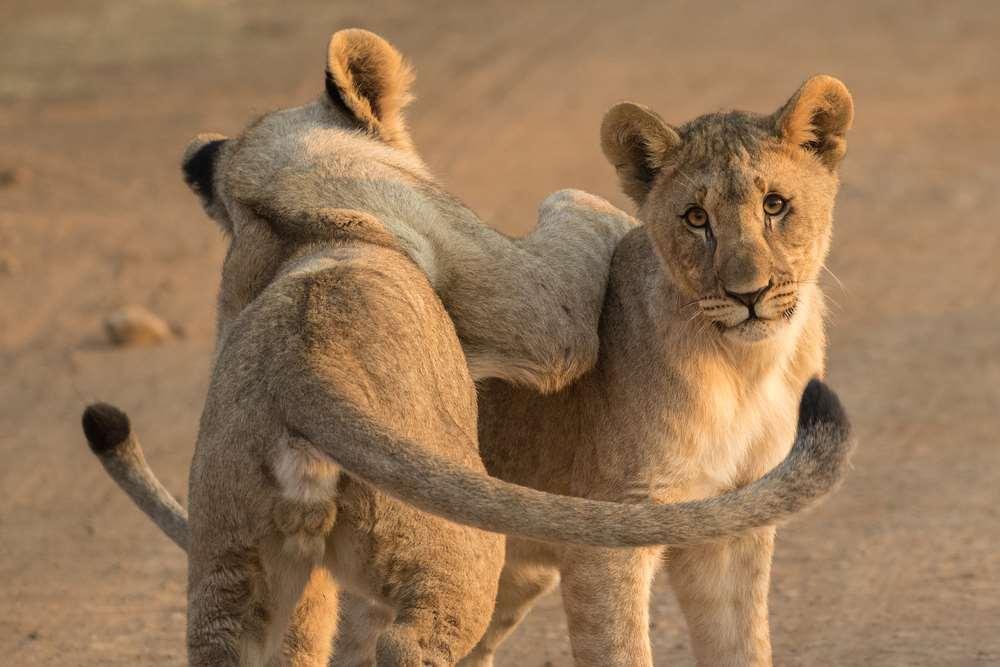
[683,206,709,228]
[763,193,787,216]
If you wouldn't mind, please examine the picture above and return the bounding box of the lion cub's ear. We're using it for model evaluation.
[774,75,854,170]
[601,102,683,206]
[182,133,232,233]
[325,29,415,148]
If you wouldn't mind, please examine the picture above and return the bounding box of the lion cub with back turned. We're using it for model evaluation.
[455,77,856,666]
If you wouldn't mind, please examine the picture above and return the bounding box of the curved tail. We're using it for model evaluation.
[82,405,189,551]
[82,379,852,551]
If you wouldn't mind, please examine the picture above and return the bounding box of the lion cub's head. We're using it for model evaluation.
[602,76,853,343]
[180,28,417,236]
[175,29,418,333]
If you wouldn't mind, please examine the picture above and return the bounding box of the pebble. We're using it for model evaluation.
[0,166,30,188]
[104,305,172,346]
[0,253,18,275]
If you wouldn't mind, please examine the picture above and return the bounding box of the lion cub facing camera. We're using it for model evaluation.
[459,76,856,666]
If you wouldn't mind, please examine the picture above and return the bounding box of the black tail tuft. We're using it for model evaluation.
[797,378,850,437]
[82,403,131,455]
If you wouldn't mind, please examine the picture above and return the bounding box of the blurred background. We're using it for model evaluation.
[1,1,998,665]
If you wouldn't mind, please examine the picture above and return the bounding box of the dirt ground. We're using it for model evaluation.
[1,1,998,665]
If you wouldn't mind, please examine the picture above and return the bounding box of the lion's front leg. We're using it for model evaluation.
[452,189,634,394]
[560,545,662,667]
[667,526,776,667]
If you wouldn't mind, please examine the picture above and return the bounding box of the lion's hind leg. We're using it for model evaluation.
[372,532,503,667]
[186,526,339,667]
[460,541,560,667]
[186,545,270,666]
[328,488,503,667]
[375,603,477,667]
[331,592,393,666]
[273,562,340,667]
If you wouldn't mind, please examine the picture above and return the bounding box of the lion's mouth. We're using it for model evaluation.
[714,309,791,340]
[699,289,799,339]
[715,312,773,329]
[720,316,767,329]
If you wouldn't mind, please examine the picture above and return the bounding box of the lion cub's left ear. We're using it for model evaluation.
[324,29,415,149]
[774,75,854,170]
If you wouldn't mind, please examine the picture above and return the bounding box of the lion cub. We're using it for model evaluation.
[460,76,856,666]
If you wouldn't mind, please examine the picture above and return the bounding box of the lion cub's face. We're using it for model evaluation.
[602,76,853,344]
[644,116,839,343]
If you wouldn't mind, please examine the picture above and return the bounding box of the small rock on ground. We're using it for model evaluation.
[104,305,172,346]
[0,166,31,188]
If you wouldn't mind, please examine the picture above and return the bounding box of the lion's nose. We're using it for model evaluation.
[724,281,772,308]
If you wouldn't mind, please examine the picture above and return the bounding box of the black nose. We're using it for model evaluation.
[725,282,771,308]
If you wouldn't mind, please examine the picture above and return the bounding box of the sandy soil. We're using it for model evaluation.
[1,1,998,665]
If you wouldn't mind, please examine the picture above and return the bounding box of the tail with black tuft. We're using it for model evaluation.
[80,403,190,551]
[82,403,132,456]
[798,377,850,438]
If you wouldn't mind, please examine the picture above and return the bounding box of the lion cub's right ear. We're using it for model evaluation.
[601,102,683,206]
[324,29,415,149]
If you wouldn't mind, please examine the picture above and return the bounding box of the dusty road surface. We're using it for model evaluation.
[2,1,998,665]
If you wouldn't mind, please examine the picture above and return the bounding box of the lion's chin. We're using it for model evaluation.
[721,317,781,344]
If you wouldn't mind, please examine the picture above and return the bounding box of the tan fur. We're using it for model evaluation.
[80,31,855,666]
[200,111,632,396]
[459,76,856,666]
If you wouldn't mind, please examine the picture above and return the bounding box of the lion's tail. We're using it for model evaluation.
[82,379,853,550]
[82,405,189,552]
[289,377,853,547]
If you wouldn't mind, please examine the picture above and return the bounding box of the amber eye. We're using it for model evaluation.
[763,193,787,216]
[683,206,709,228]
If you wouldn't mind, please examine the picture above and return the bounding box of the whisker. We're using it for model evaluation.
[822,293,843,313]
[697,316,719,343]
[822,265,849,295]
[686,310,706,333]
[691,318,707,338]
